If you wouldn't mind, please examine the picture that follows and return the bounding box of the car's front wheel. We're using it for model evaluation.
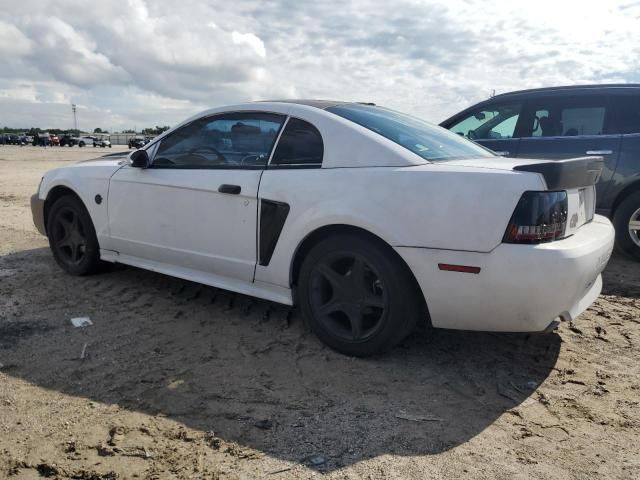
[614,191,640,261]
[298,233,424,356]
[47,195,102,275]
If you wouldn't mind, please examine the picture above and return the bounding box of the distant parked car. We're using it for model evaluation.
[128,136,148,149]
[93,137,112,148]
[35,133,51,146]
[441,84,640,260]
[77,136,95,147]
[59,134,78,147]
[50,134,60,146]
[18,134,33,145]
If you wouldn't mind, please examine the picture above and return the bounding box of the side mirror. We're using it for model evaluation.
[130,149,150,168]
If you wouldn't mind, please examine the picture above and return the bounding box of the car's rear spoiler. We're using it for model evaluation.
[513,156,604,190]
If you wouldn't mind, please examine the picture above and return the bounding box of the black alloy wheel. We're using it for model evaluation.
[309,252,388,342]
[47,195,102,275]
[299,233,424,356]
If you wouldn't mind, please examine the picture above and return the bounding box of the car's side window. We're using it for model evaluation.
[611,95,640,134]
[522,96,608,137]
[448,103,522,140]
[153,112,285,168]
[270,118,324,166]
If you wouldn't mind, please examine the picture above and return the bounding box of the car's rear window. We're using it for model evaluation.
[326,104,494,161]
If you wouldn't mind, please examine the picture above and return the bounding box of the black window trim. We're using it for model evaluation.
[148,110,287,170]
[266,115,324,169]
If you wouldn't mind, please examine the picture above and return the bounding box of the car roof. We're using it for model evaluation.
[493,83,640,99]
[259,99,376,110]
[440,84,640,126]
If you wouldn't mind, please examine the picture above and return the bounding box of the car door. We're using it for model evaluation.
[516,95,621,204]
[443,101,524,157]
[602,93,640,212]
[107,111,286,282]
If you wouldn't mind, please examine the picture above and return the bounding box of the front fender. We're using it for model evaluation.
[40,159,125,245]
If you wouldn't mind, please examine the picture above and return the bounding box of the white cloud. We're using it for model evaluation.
[0,0,639,130]
[0,20,32,55]
[232,31,267,58]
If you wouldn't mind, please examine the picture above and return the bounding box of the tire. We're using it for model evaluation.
[46,195,102,275]
[79,141,85,147]
[298,233,423,357]
[613,191,640,261]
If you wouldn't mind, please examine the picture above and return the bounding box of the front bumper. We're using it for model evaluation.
[396,215,615,332]
[30,194,46,236]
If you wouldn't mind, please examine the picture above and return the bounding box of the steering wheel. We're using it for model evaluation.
[191,145,227,163]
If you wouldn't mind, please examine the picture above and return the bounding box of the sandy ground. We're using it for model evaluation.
[0,145,639,480]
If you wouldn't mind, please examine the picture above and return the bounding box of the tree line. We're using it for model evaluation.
[1,125,171,135]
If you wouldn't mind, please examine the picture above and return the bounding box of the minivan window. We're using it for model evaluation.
[612,95,640,134]
[448,103,522,140]
[523,96,608,137]
[327,104,494,161]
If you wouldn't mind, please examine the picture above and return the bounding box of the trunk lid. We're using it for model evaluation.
[442,155,604,238]
[441,155,604,189]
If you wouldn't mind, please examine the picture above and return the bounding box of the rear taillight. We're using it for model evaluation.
[503,191,568,244]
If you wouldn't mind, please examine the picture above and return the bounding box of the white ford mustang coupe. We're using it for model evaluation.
[31,100,615,356]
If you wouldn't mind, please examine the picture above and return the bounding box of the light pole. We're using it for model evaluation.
[71,104,78,132]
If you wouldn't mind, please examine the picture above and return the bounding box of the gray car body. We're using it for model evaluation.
[440,84,640,218]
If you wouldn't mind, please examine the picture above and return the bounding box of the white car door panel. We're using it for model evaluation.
[107,111,286,283]
[108,166,261,281]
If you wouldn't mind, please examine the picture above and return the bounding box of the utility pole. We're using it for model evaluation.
[71,104,78,132]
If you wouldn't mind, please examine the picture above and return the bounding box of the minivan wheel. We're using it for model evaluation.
[298,233,423,356]
[47,195,102,275]
[613,191,640,261]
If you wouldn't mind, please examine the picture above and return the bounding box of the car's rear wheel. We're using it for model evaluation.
[298,233,423,356]
[614,191,640,261]
[47,195,102,275]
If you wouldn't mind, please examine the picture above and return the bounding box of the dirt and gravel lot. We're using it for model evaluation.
[0,145,639,479]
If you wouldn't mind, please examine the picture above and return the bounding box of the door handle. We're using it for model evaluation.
[218,184,241,194]
[494,151,510,156]
[586,150,612,155]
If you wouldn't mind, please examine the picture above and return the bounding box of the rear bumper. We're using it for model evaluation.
[30,194,46,236]
[396,215,615,332]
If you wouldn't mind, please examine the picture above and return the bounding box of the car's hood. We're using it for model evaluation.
[73,152,129,168]
[45,153,130,178]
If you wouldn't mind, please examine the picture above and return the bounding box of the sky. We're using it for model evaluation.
[0,0,639,132]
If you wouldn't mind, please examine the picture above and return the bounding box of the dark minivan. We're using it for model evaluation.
[441,84,640,260]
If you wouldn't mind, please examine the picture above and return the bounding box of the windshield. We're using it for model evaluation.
[326,104,494,161]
